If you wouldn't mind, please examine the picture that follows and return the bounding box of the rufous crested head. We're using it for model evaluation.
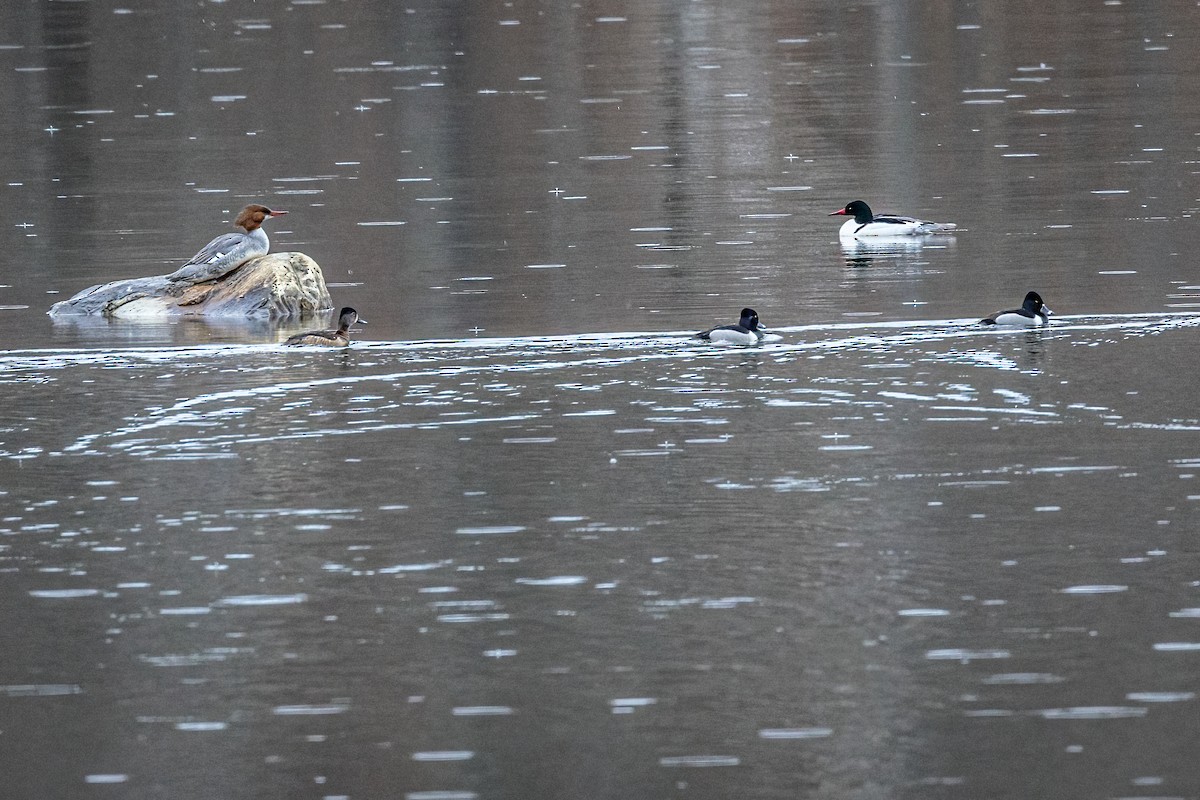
[234,204,288,232]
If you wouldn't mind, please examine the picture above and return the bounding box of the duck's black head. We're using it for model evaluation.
[830,200,874,225]
[1022,292,1044,312]
[738,307,762,330]
[337,307,365,328]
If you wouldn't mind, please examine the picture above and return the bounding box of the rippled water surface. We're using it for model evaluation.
[2,1,1200,799]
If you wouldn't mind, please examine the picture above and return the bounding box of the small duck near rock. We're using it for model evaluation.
[980,291,1053,327]
[284,307,366,347]
[696,307,766,345]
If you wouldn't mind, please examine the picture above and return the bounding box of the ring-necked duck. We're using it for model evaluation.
[980,291,1052,326]
[284,307,366,347]
[696,308,766,345]
[168,204,289,284]
[829,200,956,238]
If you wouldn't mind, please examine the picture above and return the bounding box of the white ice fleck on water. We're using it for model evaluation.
[412,751,475,761]
[159,607,211,616]
[483,649,516,658]
[1126,692,1195,702]
[451,706,513,716]
[175,721,228,731]
[758,727,833,739]
[454,525,525,535]
[1,684,83,696]
[514,576,588,586]
[437,613,510,623]
[926,649,1010,662]
[215,594,308,606]
[982,673,1065,685]
[380,561,452,573]
[28,589,99,599]
[1153,642,1200,652]
[659,755,740,767]
[1033,706,1147,720]
[273,704,350,715]
[1169,608,1200,618]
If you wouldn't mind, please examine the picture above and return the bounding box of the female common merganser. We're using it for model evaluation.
[980,291,1052,327]
[167,204,288,283]
[284,307,366,347]
[696,308,766,345]
[829,200,956,238]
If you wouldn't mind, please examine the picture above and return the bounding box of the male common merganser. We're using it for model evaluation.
[167,204,288,283]
[829,200,956,238]
[696,307,766,345]
[284,307,366,347]
[980,291,1052,327]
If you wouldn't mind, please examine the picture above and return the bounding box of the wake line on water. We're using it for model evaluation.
[103,414,548,458]
[39,311,1200,454]
[63,325,1018,453]
[19,310,1200,456]
[4,311,1198,373]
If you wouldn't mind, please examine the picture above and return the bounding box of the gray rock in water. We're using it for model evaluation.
[48,252,333,319]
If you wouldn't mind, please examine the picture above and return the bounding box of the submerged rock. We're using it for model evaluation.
[47,252,332,319]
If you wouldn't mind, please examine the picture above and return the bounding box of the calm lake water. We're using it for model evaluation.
[2,1,1199,799]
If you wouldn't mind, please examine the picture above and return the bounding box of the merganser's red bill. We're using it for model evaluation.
[829,208,850,216]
